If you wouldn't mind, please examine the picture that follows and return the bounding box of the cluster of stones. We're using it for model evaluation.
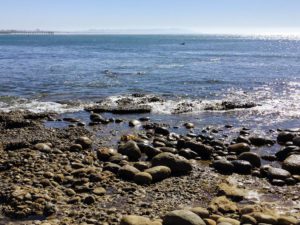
[212,131,300,186]
[120,181,300,225]
[91,111,300,187]
[0,111,299,225]
[0,135,111,222]
[120,200,300,225]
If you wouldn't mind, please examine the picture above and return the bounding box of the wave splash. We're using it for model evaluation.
[0,81,299,124]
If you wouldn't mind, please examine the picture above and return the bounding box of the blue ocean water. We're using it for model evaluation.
[0,34,300,129]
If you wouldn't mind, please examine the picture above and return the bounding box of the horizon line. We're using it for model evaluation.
[1,28,300,37]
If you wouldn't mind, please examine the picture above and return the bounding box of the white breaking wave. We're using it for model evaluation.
[100,90,300,123]
[0,98,92,114]
[0,82,299,126]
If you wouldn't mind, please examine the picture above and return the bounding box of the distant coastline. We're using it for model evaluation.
[0,30,54,35]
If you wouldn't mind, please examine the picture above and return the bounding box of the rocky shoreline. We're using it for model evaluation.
[0,110,299,225]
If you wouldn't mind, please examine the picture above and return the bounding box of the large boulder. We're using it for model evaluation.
[282,154,300,175]
[163,210,206,225]
[145,166,171,182]
[152,152,192,174]
[118,141,142,161]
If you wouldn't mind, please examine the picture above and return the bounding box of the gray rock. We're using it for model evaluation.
[158,147,177,154]
[155,127,170,136]
[276,146,300,161]
[133,161,150,170]
[118,141,142,161]
[190,207,209,219]
[34,143,51,152]
[138,143,162,159]
[179,149,199,159]
[90,113,106,123]
[145,166,171,182]
[129,120,141,127]
[121,215,161,225]
[97,147,117,161]
[86,105,152,114]
[75,136,92,149]
[152,152,192,174]
[181,141,213,159]
[267,167,291,180]
[163,210,206,225]
[293,136,300,147]
[249,136,274,146]
[103,162,121,174]
[236,136,251,144]
[118,165,140,180]
[228,143,250,155]
[134,172,152,185]
[212,160,234,174]
[217,223,233,225]
[232,160,252,174]
[282,154,300,175]
[184,123,195,129]
[70,144,83,152]
[277,132,295,143]
[238,152,261,168]
[108,153,128,163]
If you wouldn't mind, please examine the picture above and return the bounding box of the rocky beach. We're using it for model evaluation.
[0,104,299,225]
[1,34,300,225]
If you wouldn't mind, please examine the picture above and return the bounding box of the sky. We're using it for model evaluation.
[1,0,300,35]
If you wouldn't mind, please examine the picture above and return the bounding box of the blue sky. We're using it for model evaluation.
[1,0,300,34]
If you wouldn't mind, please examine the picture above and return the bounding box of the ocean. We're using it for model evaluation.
[0,34,300,131]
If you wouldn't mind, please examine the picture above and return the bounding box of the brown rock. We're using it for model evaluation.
[209,196,238,214]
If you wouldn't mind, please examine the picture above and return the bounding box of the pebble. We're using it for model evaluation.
[92,187,106,196]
